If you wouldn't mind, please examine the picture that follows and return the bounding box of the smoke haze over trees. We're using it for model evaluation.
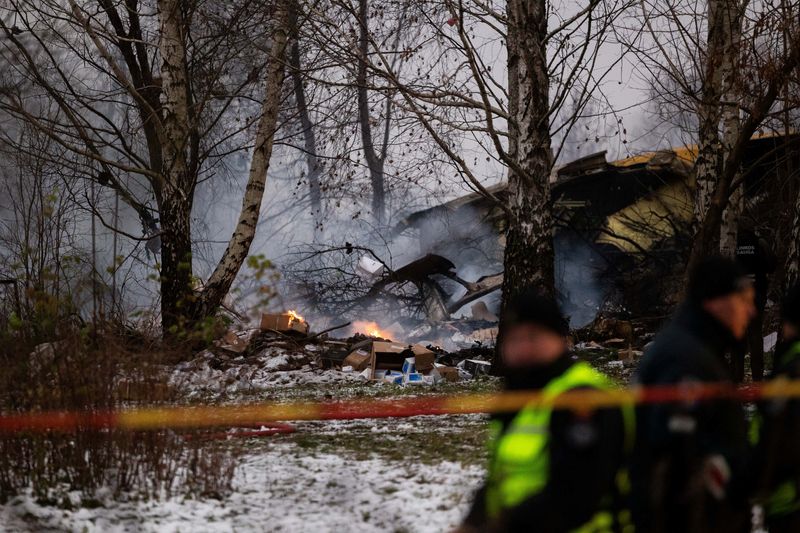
[0,0,799,334]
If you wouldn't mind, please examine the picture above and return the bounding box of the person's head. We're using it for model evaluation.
[501,290,569,368]
[781,284,800,342]
[688,256,756,340]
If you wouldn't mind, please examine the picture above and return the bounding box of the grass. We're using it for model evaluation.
[274,414,491,466]
[220,377,497,470]
[227,375,502,403]
[205,354,636,471]
[178,351,636,479]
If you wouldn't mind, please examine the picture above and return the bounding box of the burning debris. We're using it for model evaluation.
[349,320,395,340]
[193,309,495,397]
[260,310,310,335]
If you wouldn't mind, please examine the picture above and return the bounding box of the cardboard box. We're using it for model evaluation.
[436,366,460,382]
[463,359,491,376]
[371,341,436,375]
[383,372,403,385]
[412,349,435,373]
[260,312,309,334]
[370,342,412,375]
[403,372,424,386]
[343,349,372,371]
[402,357,416,375]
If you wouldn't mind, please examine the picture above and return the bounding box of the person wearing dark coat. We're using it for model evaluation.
[632,256,755,533]
[750,284,800,532]
[732,228,777,381]
[458,291,633,533]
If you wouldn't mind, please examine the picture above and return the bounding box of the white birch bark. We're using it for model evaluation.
[199,1,290,314]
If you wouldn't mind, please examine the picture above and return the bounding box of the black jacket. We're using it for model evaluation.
[464,355,626,532]
[632,303,749,533]
[751,338,800,529]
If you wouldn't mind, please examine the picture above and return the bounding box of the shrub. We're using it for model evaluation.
[0,324,237,504]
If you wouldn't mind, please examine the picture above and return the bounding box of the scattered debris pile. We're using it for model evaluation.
[341,339,463,385]
[172,310,495,397]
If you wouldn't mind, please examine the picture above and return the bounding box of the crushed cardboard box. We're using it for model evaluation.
[260,312,309,335]
[218,330,249,354]
[342,339,465,385]
[343,349,371,371]
[370,341,435,377]
[435,365,460,382]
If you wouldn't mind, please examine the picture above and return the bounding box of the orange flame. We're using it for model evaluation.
[286,310,304,324]
[352,320,393,340]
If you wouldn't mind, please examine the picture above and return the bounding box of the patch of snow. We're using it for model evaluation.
[169,350,361,399]
[1,440,484,532]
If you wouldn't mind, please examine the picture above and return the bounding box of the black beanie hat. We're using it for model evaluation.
[503,289,569,336]
[783,284,800,327]
[688,255,751,303]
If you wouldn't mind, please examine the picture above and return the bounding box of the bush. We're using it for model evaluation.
[0,324,237,504]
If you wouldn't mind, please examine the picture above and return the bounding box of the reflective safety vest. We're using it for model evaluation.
[485,361,636,532]
[750,341,800,519]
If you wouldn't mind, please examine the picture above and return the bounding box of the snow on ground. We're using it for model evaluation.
[1,344,492,532]
[1,430,484,533]
[169,348,362,400]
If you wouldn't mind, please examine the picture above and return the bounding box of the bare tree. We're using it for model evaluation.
[287,3,323,233]
[306,0,632,306]
[0,0,290,333]
[0,125,91,335]
[631,0,800,274]
[356,0,386,225]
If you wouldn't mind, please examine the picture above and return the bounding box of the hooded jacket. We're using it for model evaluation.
[632,303,749,533]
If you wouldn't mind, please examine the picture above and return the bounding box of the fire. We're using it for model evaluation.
[352,320,392,340]
[286,310,304,323]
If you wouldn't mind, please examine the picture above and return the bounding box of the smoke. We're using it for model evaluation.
[554,232,609,328]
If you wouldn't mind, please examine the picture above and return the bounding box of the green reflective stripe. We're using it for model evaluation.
[615,469,631,495]
[767,480,800,516]
[486,360,636,529]
[572,510,614,533]
[779,341,800,368]
[620,397,636,454]
[749,410,762,446]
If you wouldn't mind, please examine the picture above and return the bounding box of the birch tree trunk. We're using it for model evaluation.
[720,181,744,256]
[157,0,196,333]
[158,194,194,333]
[501,0,555,304]
[197,2,290,316]
[1,0,293,336]
[687,0,746,276]
[717,0,744,257]
[688,0,800,276]
[693,0,738,240]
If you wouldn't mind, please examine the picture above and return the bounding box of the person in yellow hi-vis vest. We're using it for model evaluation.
[459,290,635,533]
